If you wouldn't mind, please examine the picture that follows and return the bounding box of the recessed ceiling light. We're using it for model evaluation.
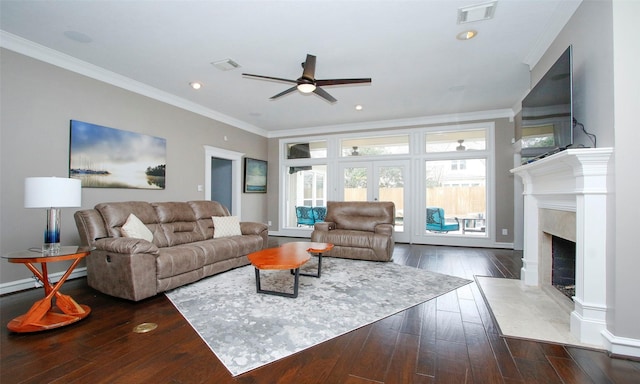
[456,30,477,40]
[355,104,363,111]
[189,82,202,90]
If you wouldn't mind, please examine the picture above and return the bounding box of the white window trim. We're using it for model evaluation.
[277,122,497,247]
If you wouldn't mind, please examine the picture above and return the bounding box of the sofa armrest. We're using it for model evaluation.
[314,221,336,231]
[240,222,268,236]
[374,223,394,237]
[94,237,160,255]
[87,238,160,301]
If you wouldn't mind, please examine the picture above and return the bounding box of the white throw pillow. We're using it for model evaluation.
[212,216,242,238]
[121,213,154,242]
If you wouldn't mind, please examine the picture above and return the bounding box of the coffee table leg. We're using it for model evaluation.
[254,267,300,298]
[298,252,323,278]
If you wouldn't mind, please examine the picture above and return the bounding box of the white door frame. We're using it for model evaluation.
[204,145,244,217]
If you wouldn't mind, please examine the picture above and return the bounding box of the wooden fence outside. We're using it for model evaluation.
[344,186,486,217]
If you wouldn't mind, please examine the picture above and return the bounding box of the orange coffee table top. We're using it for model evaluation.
[248,242,333,270]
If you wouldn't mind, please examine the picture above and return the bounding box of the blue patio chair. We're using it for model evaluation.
[426,207,460,233]
[295,206,315,226]
[311,206,327,223]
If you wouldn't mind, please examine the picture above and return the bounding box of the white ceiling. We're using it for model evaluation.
[0,0,581,137]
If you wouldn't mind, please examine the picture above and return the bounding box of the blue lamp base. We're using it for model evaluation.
[43,208,61,255]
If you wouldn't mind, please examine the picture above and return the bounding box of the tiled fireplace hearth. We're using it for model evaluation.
[512,148,613,348]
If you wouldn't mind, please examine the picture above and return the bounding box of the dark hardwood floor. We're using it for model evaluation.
[2,238,639,383]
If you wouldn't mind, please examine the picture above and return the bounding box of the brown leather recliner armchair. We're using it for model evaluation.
[310,201,395,261]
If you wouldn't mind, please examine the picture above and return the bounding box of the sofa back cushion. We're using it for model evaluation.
[152,202,206,246]
[325,201,395,232]
[95,201,161,241]
[188,200,231,239]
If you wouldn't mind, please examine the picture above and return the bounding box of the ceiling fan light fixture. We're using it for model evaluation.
[297,83,316,93]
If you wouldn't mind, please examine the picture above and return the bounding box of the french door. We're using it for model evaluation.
[339,160,410,243]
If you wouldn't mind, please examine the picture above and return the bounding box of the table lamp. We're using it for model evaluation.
[24,177,82,255]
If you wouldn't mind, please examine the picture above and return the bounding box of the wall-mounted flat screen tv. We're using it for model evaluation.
[521,45,573,162]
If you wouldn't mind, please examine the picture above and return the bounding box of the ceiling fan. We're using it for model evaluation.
[242,54,371,103]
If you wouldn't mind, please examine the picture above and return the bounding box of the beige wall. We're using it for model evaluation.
[532,0,639,344]
[0,49,268,284]
[611,0,640,344]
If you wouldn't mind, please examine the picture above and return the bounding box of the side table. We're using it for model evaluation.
[2,246,92,332]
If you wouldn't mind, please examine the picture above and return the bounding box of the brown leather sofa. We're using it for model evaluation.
[74,200,268,301]
[310,201,395,262]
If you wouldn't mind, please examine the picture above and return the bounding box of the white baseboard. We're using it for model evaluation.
[602,329,640,359]
[0,267,87,295]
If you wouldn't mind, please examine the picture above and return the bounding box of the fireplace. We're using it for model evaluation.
[551,235,576,299]
[512,148,613,348]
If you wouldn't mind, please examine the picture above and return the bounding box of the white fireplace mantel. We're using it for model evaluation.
[511,147,613,348]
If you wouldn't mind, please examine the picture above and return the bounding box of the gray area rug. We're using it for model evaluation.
[165,257,471,376]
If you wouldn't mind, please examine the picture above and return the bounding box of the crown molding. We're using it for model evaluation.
[0,30,268,137]
[522,0,582,70]
[268,109,514,139]
[1,30,518,140]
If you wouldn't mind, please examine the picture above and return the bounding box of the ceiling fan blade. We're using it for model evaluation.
[270,86,298,100]
[301,54,316,80]
[313,87,337,103]
[316,78,372,86]
[242,73,297,84]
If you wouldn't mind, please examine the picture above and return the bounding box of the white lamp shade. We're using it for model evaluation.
[24,177,82,208]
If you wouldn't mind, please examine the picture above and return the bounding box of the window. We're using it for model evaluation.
[451,160,467,171]
[341,135,409,157]
[425,158,486,236]
[285,165,327,227]
[287,141,327,159]
[425,129,486,153]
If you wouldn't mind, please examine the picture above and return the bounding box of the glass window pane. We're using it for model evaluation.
[287,141,327,159]
[425,159,486,236]
[286,165,327,227]
[425,129,486,153]
[343,166,368,201]
[341,135,409,157]
[378,166,405,231]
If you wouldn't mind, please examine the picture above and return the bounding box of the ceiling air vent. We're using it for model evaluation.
[212,59,241,71]
[457,1,497,24]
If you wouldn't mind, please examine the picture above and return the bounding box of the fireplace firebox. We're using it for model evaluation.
[551,235,576,299]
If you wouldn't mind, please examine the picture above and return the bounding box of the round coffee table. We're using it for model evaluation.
[247,242,333,298]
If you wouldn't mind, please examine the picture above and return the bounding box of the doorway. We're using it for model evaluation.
[204,146,244,217]
[211,157,232,212]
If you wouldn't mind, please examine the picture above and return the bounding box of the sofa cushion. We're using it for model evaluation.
[153,202,206,246]
[189,201,231,239]
[156,245,205,279]
[121,213,154,242]
[213,216,242,238]
[96,201,160,239]
[325,201,395,232]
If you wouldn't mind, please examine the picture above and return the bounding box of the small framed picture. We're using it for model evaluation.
[244,158,267,193]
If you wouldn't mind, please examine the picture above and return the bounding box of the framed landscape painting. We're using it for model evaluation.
[69,120,166,189]
[244,157,267,193]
